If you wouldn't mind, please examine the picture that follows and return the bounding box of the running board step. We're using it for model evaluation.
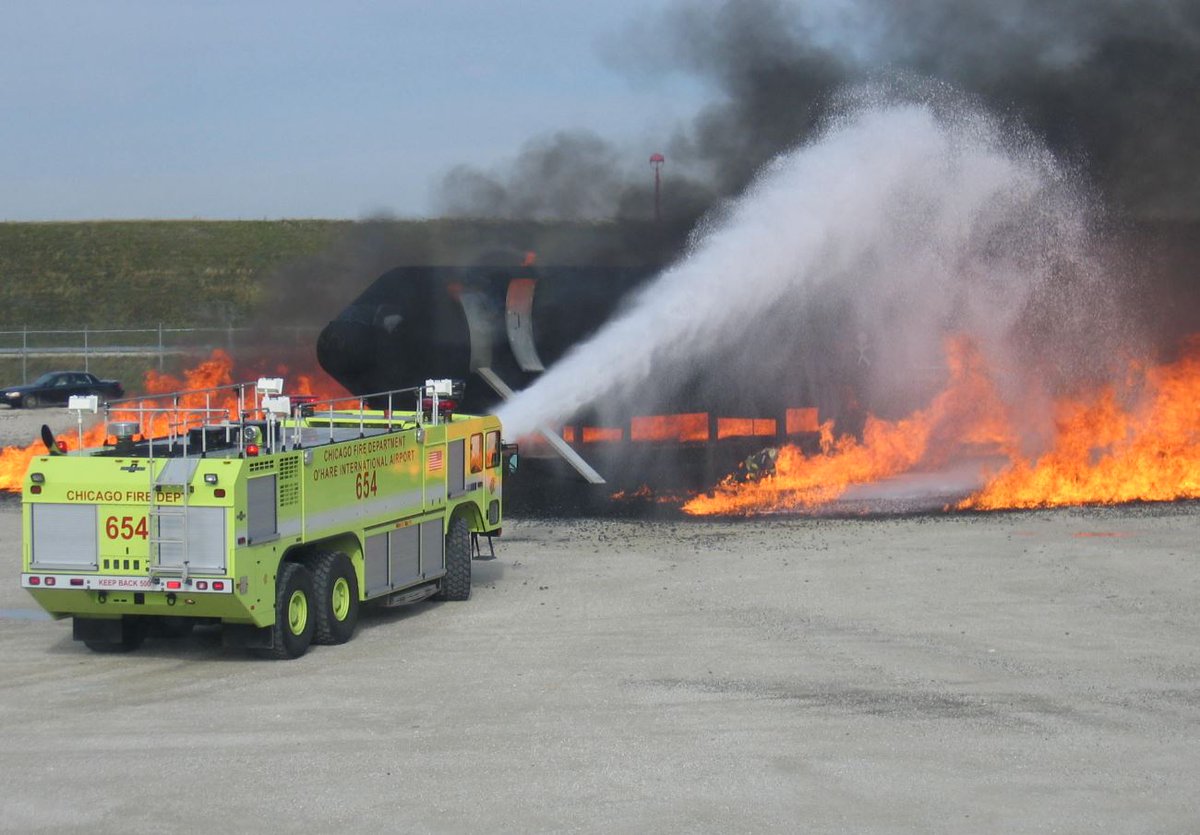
[381,582,440,608]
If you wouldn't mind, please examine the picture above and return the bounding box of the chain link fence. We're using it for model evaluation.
[0,325,321,383]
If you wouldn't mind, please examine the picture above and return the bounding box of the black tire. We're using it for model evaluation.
[256,562,316,659]
[25,394,39,409]
[312,551,360,645]
[84,618,146,653]
[435,516,472,601]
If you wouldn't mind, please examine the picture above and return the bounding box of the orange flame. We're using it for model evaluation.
[582,426,623,443]
[716,417,777,439]
[0,350,348,492]
[685,334,1200,515]
[630,413,709,443]
[683,336,1016,515]
[0,438,48,492]
[960,336,1200,509]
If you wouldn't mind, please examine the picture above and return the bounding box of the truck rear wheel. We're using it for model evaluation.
[312,551,360,645]
[256,562,316,659]
[435,516,471,601]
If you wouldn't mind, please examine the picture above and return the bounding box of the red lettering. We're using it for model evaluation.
[104,515,149,541]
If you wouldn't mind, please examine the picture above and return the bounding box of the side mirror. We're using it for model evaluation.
[501,442,519,475]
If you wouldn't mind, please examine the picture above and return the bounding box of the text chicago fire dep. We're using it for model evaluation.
[65,490,183,503]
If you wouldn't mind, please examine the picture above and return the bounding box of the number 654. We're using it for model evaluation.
[105,515,148,540]
[355,471,378,499]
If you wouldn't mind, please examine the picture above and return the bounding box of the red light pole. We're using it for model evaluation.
[650,153,665,222]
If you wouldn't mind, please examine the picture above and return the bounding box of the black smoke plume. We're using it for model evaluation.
[438,0,1200,224]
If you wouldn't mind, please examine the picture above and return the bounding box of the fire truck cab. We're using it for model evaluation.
[20,378,507,659]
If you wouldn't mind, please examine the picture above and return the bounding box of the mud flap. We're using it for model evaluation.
[222,623,274,650]
[73,616,129,644]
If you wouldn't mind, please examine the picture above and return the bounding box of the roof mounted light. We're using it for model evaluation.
[257,377,284,396]
[262,395,291,416]
[68,395,99,413]
[109,421,140,440]
[425,379,455,397]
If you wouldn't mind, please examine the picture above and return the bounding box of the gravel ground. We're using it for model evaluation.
[1,406,1198,832]
[0,405,101,451]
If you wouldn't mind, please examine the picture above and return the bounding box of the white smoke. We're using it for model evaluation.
[497,90,1114,440]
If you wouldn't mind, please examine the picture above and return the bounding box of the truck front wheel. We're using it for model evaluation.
[312,551,360,645]
[257,562,316,659]
[435,516,472,601]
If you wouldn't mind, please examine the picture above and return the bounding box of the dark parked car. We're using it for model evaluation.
[2,371,125,408]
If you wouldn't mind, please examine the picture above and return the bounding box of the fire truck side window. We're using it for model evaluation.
[486,430,500,469]
[469,433,484,474]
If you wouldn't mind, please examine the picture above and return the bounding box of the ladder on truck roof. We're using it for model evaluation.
[148,457,199,582]
[92,377,271,584]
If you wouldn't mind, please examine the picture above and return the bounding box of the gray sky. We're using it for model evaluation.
[0,0,709,220]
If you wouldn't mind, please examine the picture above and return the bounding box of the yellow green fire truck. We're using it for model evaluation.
[20,378,509,659]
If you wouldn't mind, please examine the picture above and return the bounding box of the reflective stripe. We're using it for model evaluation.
[302,489,425,538]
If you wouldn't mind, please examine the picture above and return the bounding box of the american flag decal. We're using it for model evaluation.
[427,449,444,472]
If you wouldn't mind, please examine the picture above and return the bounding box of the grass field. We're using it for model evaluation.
[0,217,675,389]
[0,217,672,328]
[0,220,347,329]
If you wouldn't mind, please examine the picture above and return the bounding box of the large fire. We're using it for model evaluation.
[684,335,1200,515]
[0,350,347,492]
[961,336,1200,509]
[8,338,1200,514]
[683,336,1015,514]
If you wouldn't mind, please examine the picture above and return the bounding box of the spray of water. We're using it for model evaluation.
[497,89,1118,442]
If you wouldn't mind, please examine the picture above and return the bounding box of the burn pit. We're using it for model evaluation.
[308,252,1200,519]
[5,330,1200,521]
[506,332,1200,519]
